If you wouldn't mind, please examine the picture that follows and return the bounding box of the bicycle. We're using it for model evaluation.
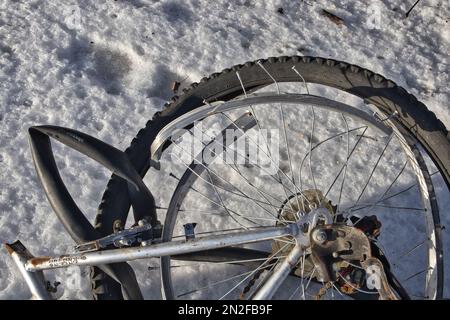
[5,56,449,300]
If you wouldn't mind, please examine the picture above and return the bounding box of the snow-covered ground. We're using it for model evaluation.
[0,0,449,299]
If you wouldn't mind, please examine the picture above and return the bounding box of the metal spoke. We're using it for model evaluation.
[170,256,287,270]
[273,238,297,245]
[149,256,283,271]
[168,173,239,216]
[324,127,368,197]
[191,210,285,223]
[219,242,291,300]
[403,267,432,283]
[331,282,345,298]
[170,226,276,239]
[336,114,350,217]
[292,66,310,95]
[300,249,306,299]
[203,166,249,229]
[348,203,426,213]
[192,123,284,219]
[302,266,317,300]
[349,133,394,215]
[168,172,290,215]
[288,249,306,300]
[171,140,276,224]
[156,206,232,217]
[201,99,301,210]
[256,61,304,209]
[220,111,301,211]
[279,104,298,202]
[247,257,282,298]
[168,172,267,217]
[359,161,408,216]
[218,114,313,213]
[346,170,440,213]
[235,71,300,212]
[170,150,261,228]
[330,282,334,300]
[298,125,367,195]
[176,261,279,298]
[307,104,320,203]
[392,239,429,267]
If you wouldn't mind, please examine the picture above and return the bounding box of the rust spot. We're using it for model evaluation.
[287,260,296,268]
[29,257,51,266]
[3,243,14,255]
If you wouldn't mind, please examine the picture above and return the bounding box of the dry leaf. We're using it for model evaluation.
[321,9,344,26]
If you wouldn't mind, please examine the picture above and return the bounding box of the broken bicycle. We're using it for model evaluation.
[5,56,449,300]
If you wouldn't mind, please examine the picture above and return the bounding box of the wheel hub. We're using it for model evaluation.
[272,189,390,297]
[272,189,335,277]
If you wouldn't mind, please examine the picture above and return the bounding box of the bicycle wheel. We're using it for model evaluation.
[93,56,449,300]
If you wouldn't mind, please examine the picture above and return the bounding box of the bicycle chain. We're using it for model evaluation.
[239,255,278,299]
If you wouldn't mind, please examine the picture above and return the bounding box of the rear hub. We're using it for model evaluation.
[272,189,335,278]
[271,190,395,299]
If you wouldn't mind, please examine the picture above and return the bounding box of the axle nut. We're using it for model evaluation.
[312,229,327,244]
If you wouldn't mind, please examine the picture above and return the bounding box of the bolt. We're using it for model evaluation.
[301,223,309,233]
[332,252,339,258]
[313,229,327,244]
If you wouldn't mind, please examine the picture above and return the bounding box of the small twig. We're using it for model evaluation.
[321,9,344,26]
[406,0,422,18]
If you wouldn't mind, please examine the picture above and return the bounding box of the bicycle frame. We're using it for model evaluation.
[6,224,299,300]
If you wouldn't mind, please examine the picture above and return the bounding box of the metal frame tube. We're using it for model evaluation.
[252,244,303,300]
[4,242,53,300]
[25,225,297,272]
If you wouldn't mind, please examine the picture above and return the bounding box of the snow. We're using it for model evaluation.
[0,0,449,299]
